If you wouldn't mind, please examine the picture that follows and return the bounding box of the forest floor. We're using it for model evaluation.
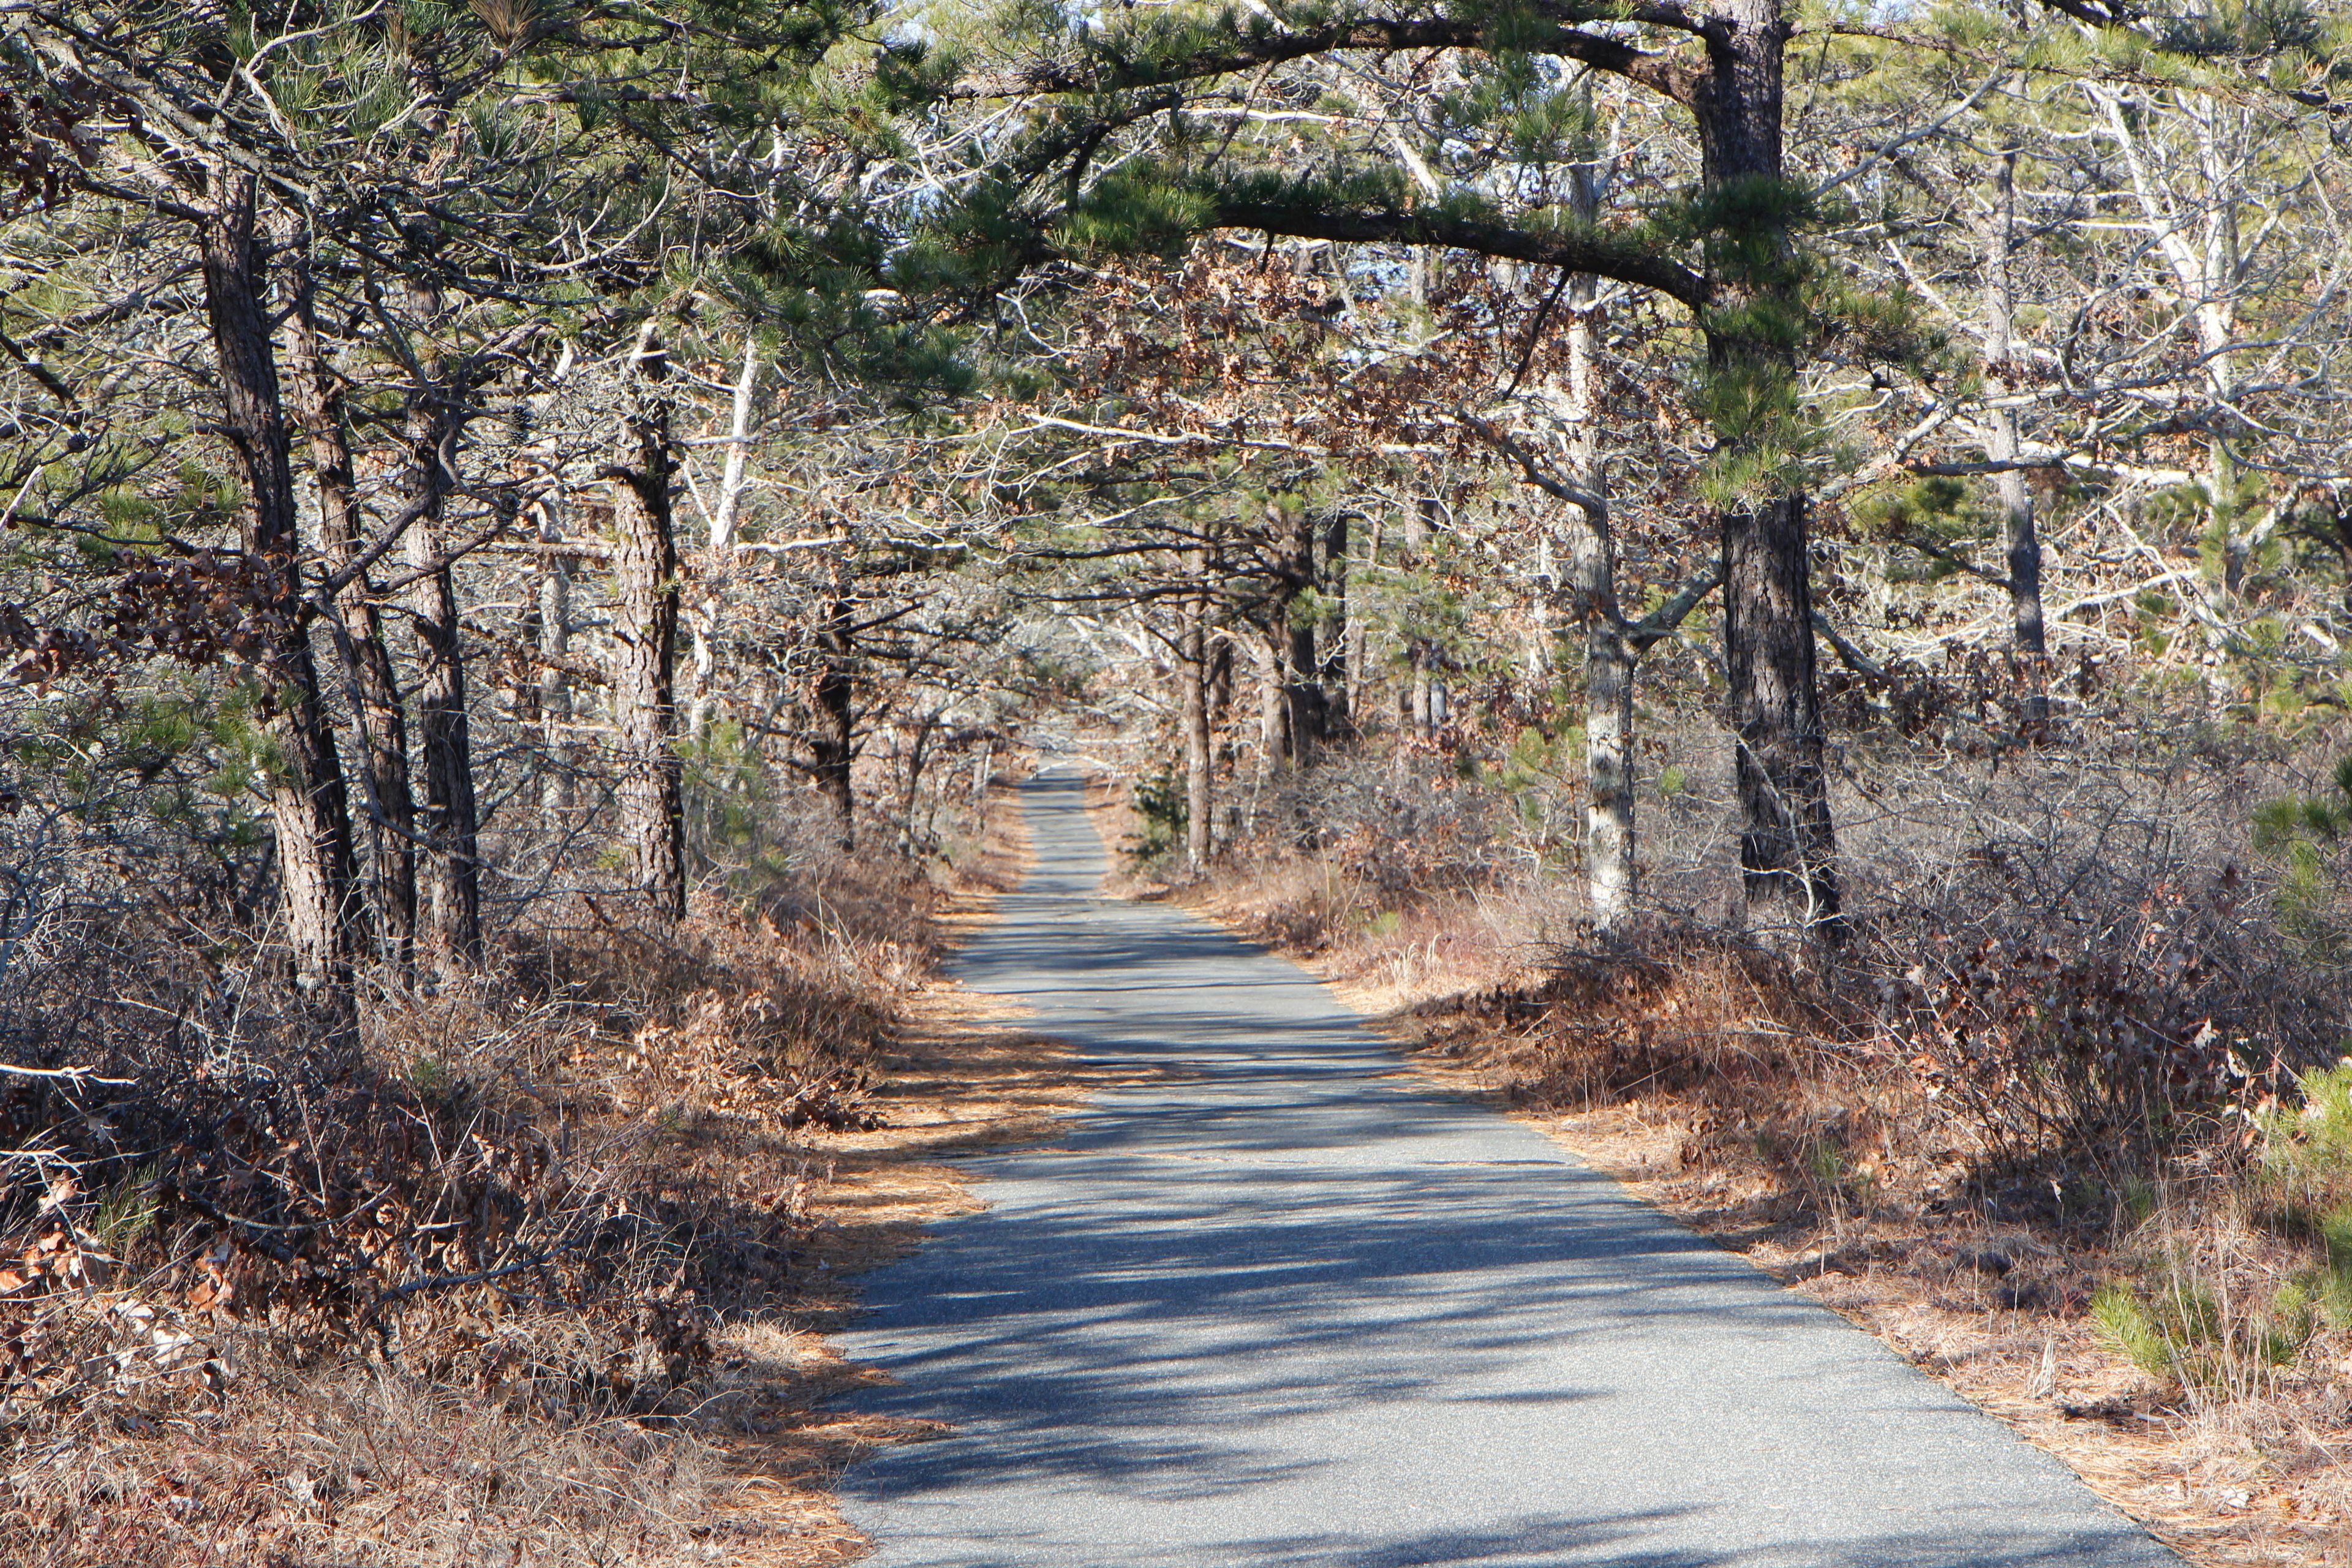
[1084,788,2352,1568]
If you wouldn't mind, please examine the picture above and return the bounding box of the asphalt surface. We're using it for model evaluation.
[835,769,2178,1567]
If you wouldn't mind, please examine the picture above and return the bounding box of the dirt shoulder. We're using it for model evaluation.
[686,986,1084,1564]
[695,782,1087,1564]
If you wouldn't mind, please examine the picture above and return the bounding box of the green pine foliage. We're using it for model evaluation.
[2252,758,2352,963]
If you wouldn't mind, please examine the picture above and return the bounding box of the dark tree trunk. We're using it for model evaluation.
[810,593,858,851]
[1347,514,1374,729]
[1985,148,2049,729]
[606,342,688,918]
[279,231,417,967]
[1402,496,1447,738]
[1721,494,1841,940]
[399,289,481,960]
[1695,0,1843,945]
[197,166,363,1004]
[1257,626,1290,780]
[1266,498,1323,763]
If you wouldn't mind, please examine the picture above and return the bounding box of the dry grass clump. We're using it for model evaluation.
[0,792,1060,1566]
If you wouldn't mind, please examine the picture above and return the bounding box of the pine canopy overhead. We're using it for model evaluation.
[868,0,2352,943]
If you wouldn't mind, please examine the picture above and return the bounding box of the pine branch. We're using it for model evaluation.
[1812,611,1890,685]
[941,14,1697,104]
[1629,567,1724,653]
[1226,206,1710,309]
[1890,528,2011,589]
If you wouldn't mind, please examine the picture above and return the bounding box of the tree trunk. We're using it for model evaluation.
[197,166,363,1005]
[1262,497,1322,764]
[279,229,417,967]
[810,591,857,850]
[399,288,482,962]
[1401,500,1420,738]
[1182,551,1214,872]
[1984,147,2048,729]
[1256,628,1289,780]
[1722,494,1841,941]
[536,497,575,814]
[606,337,688,917]
[1697,0,1842,945]
[1584,615,1638,927]
[1320,509,1351,739]
[1348,514,1375,729]
[688,336,758,741]
[1556,236,1641,932]
[896,713,938,854]
[970,736,994,812]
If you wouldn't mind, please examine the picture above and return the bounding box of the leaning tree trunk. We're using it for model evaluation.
[1984,146,2048,729]
[400,290,482,961]
[279,231,418,966]
[1697,0,1842,946]
[606,346,689,919]
[198,167,363,1005]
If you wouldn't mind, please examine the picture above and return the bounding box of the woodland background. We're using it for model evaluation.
[7,0,2352,1559]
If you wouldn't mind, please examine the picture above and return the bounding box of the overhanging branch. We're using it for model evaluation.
[1221,206,1709,309]
[942,13,1697,102]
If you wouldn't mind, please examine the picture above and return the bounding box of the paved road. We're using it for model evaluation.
[836,771,2176,1567]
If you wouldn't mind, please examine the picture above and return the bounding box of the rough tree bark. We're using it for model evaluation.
[279,230,417,965]
[809,587,858,851]
[399,283,482,961]
[1696,0,1843,944]
[1721,493,1839,940]
[197,166,363,1002]
[605,334,688,918]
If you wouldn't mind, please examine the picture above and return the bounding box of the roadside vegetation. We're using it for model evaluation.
[12,0,2352,1558]
[2,784,1068,1567]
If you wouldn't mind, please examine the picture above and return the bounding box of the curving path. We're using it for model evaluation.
[835,771,2177,1568]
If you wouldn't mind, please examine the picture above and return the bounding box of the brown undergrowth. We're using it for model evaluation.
[0,785,1079,1567]
[1148,831,2352,1568]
